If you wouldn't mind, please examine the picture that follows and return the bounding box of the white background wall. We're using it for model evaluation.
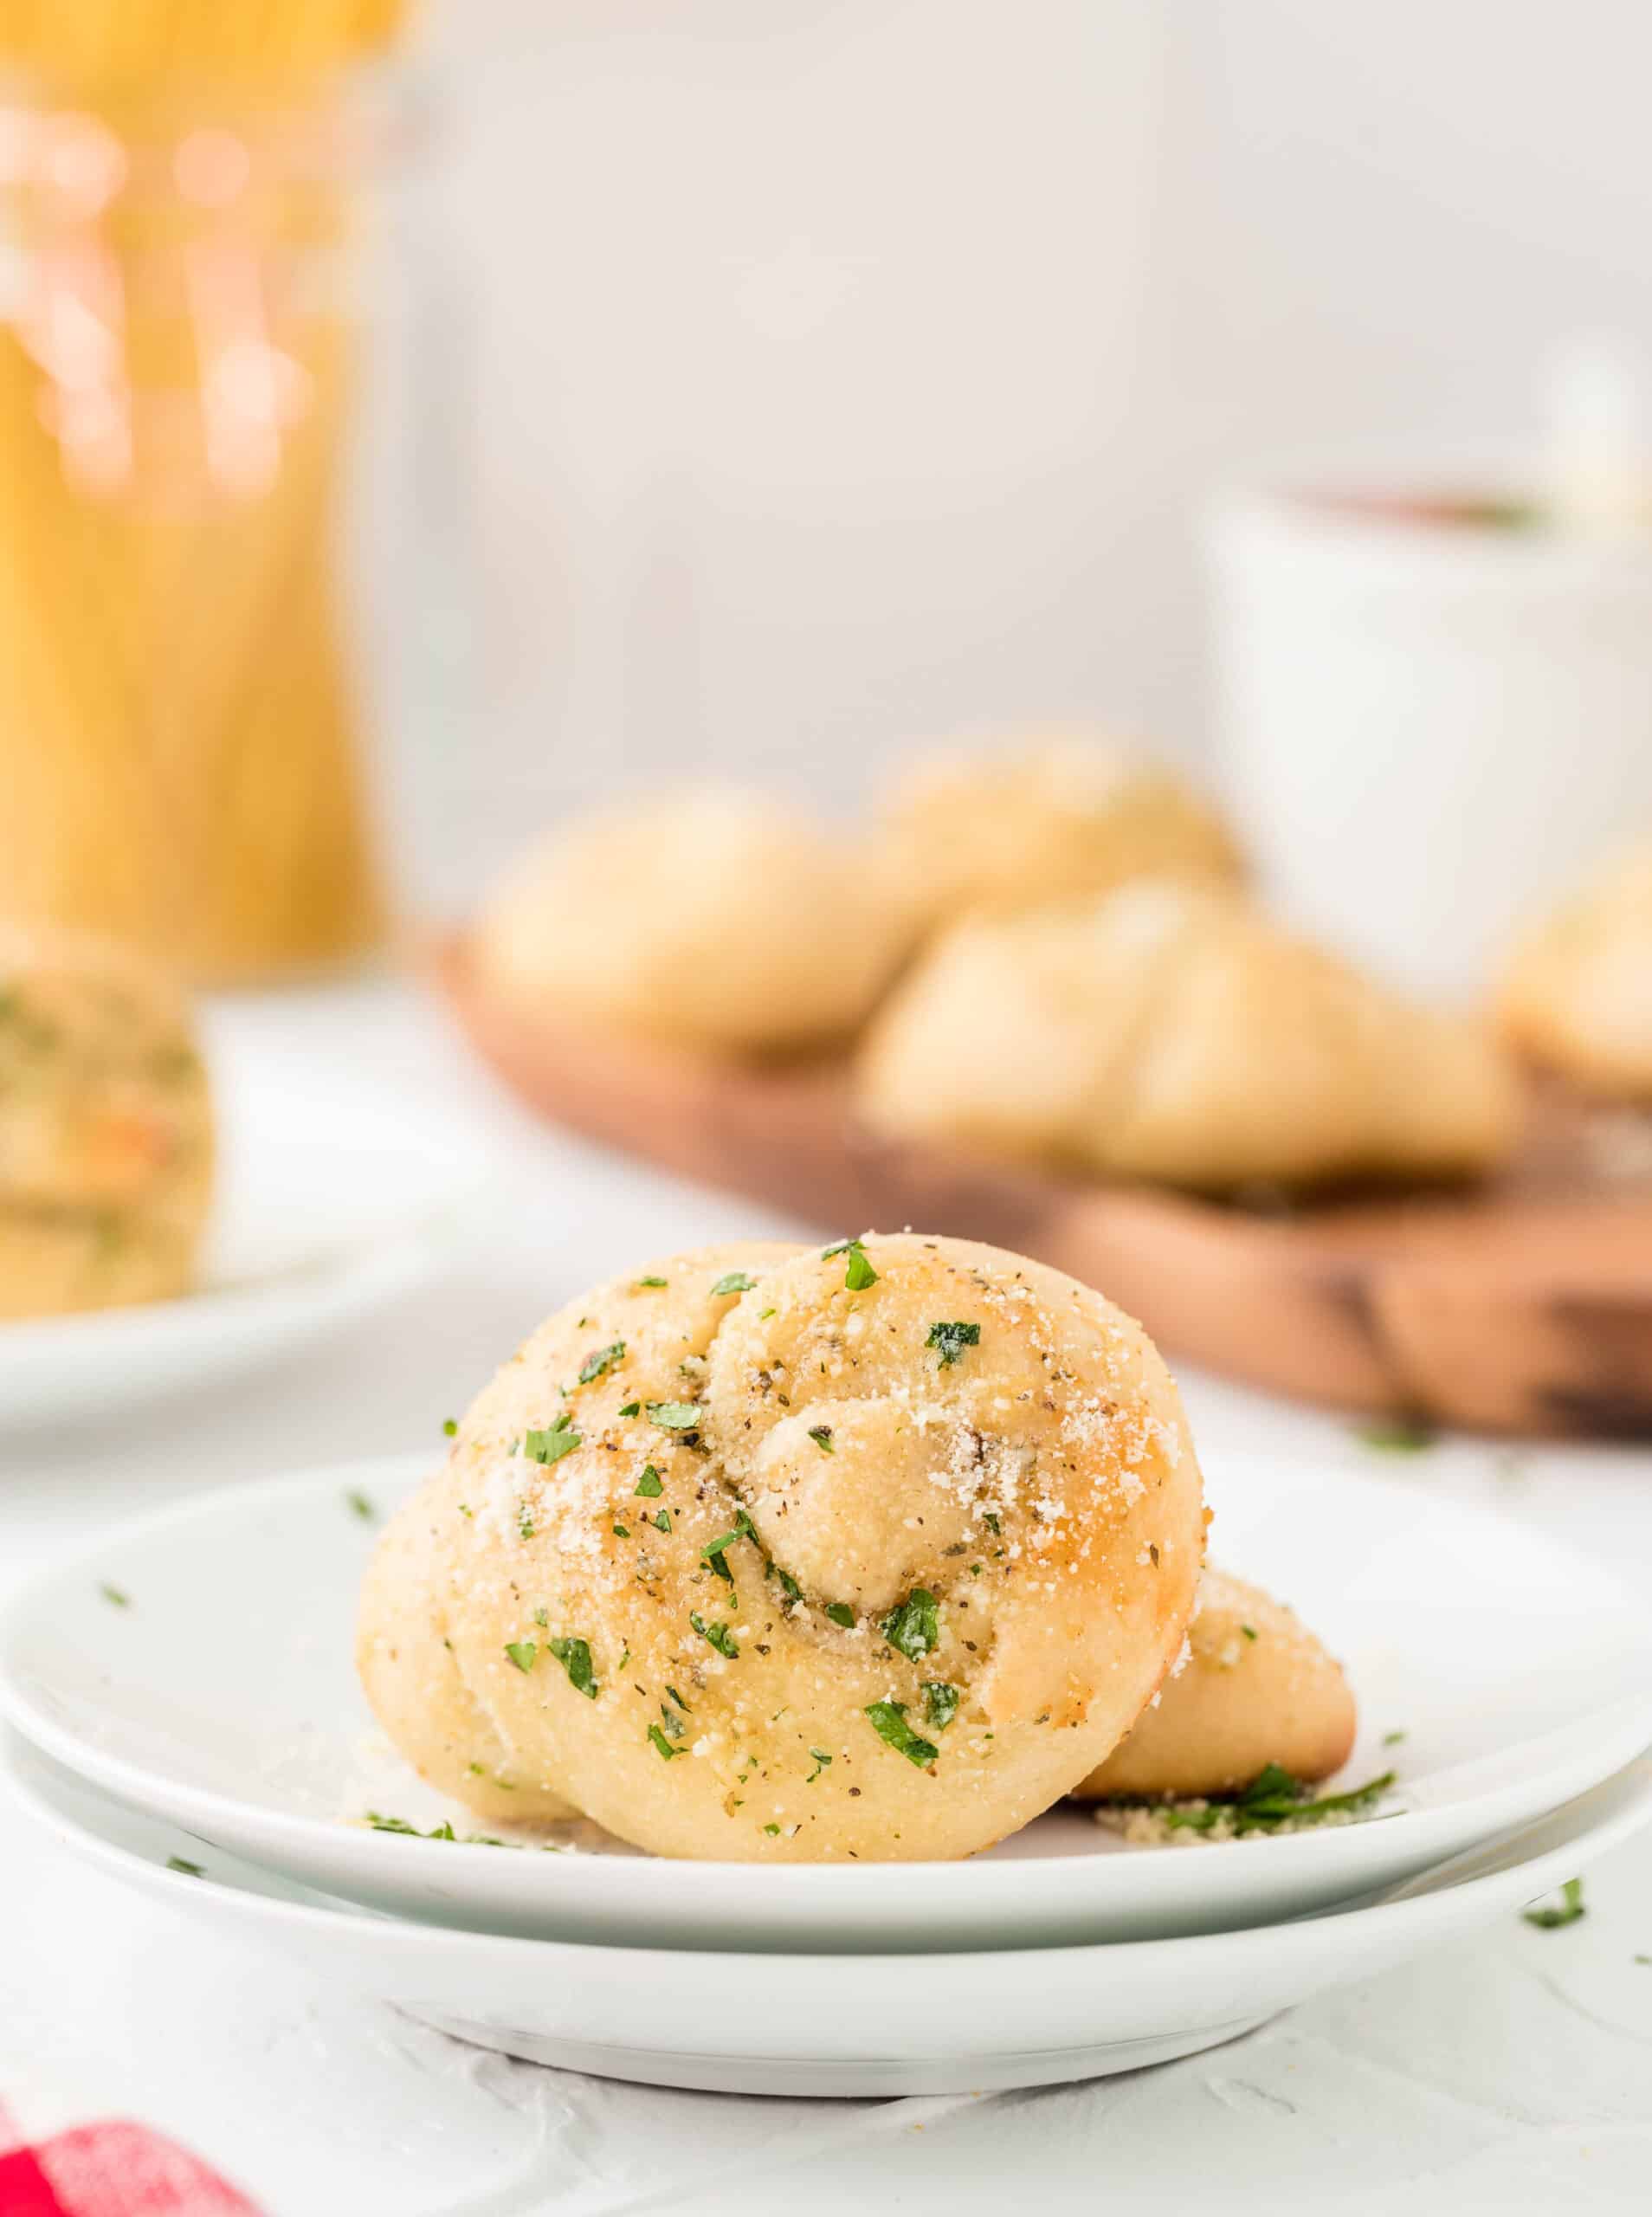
[407,0,1652,876]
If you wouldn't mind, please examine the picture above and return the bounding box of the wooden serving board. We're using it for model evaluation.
[436,938,1652,1441]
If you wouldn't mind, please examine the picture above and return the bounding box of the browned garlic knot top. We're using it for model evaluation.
[358,1232,1206,1861]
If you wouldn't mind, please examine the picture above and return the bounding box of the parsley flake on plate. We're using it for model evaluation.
[1156,1763,1396,1836]
[1356,1417,1436,1454]
[1524,1877,1586,1930]
[864,1700,938,1768]
[345,1490,375,1522]
[442,1418,458,1438]
[99,1582,130,1608]
[166,1856,205,1878]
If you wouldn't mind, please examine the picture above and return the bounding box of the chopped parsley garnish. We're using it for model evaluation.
[548,1636,598,1698]
[651,1508,673,1532]
[611,1522,629,1538]
[657,1703,687,1741]
[647,1400,700,1432]
[982,1511,1001,1535]
[647,1723,679,1760]
[635,1466,665,1496]
[882,1587,939,1660]
[701,1509,758,1578]
[807,1424,835,1454]
[864,1700,938,1768]
[922,1680,960,1731]
[166,1856,205,1877]
[758,1306,777,1320]
[1356,1417,1436,1454]
[504,1640,539,1673]
[772,1564,803,1601]
[1524,1877,1585,1930]
[926,1320,981,1367]
[519,1512,536,1541]
[100,1582,130,1608]
[523,1414,582,1465]
[532,1606,549,1626]
[666,1685,691,1713]
[1156,1763,1396,1835]
[823,1236,878,1290]
[345,1490,375,1522]
[1241,1624,1258,1642]
[763,1823,781,1836]
[823,1601,856,1628]
[637,1275,668,1288]
[366,1812,460,1840]
[806,1747,833,1783]
[690,1612,739,1658]
[442,1418,458,1437]
[618,1401,641,1418]
[712,1270,758,1296]
[1383,1729,1408,1747]
[578,1341,626,1384]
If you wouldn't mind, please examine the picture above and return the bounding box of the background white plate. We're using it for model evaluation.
[10,1730,1649,2098]
[4,1451,1650,1950]
[0,1025,488,1426]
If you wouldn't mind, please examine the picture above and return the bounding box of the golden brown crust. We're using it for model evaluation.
[1069,1568,1357,1800]
[1498,846,1652,1102]
[357,1233,1206,1861]
[474,792,917,1057]
[0,921,213,1317]
[857,880,1519,1191]
[880,734,1242,934]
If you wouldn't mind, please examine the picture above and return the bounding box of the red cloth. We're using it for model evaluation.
[0,2102,261,2217]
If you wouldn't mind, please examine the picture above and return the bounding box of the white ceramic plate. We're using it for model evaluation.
[4,1451,1650,1952]
[10,1729,1649,2097]
[0,1042,487,1426]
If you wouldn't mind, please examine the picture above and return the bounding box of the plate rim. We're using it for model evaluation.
[9,1725,1652,1974]
[4,1450,1652,1900]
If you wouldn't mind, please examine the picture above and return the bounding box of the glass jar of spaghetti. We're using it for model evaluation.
[0,61,443,981]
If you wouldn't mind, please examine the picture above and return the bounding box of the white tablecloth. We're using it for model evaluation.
[3,983,1650,2216]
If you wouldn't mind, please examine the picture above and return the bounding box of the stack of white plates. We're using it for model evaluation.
[4,1452,1650,2097]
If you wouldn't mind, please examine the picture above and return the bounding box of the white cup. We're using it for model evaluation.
[1207,475,1652,1002]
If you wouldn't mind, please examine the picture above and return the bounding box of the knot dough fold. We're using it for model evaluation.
[0,921,212,1318]
[473,790,917,1057]
[1070,1569,1356,1801]
[857,880,1518,1192]
[1497,843,1652,1102]
[357,1233,1205,1861]
[880,733,1242,934]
